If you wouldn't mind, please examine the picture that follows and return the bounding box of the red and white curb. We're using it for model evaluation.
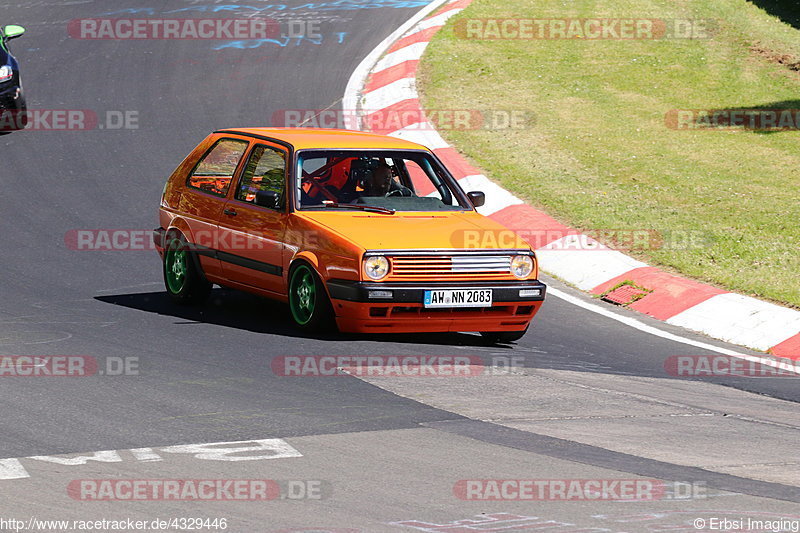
[343,0,800,358]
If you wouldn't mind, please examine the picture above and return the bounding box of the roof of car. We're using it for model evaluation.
[215,128,430,151]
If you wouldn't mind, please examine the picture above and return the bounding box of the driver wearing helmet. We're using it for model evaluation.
[363,162,413,197]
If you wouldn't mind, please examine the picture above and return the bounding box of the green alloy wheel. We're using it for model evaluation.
[163,235,211,305]
[290,265,316,325]
[165,247,188,294]
[288,263,334,331]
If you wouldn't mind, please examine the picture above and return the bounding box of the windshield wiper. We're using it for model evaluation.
[322,202,395,215]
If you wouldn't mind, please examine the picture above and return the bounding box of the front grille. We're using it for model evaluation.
[390,306,513,316]
[388,254,513,280]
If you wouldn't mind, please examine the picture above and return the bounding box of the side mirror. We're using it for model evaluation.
[467,191,485,208]
[255,190,281,210]
[3,25,26,40]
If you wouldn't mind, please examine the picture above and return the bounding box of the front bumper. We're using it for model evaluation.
[327,279,546,334]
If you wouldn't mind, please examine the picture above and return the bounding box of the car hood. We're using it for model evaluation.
[298,210,532,252]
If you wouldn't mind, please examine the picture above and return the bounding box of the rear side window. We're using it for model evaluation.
[236,144,287,207]
[187,138,249,197]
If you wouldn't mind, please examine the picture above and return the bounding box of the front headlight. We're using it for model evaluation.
[0,66,12,83]
[363,255,390,280]
[511,255,534,279]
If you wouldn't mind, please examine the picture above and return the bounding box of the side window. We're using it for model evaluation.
[187,138,249,197]
[236,145,287,208]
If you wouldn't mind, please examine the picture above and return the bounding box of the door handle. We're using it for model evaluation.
[223,208,237,217]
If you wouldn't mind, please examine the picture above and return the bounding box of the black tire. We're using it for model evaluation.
[163,233,211,305]
[16,98,27,129]
[480,327,529,344]
[0,100,25,133]
[287,262,336,333]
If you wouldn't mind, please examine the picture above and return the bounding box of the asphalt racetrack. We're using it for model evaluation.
[1,1,798,531]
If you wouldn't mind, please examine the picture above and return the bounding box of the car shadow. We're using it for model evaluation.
[95,289,798,402]
[748,0,800,30]
[94,288,499,347]
[730,99,800,109]
[729,100,800,135]
[673,100,800,134]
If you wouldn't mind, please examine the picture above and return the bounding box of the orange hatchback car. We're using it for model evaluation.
[154,128,546,342]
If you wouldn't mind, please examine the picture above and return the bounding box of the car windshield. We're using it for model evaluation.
[295,150,471,212]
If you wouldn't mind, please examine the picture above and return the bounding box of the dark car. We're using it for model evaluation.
[0,25,26,131]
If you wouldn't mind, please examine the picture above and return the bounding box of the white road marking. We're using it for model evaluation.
[158,438,301,461]
[360,78,418,113]
[343,0,451,130]
[537,239,648,291]
[0,438,302,481]
[130,447,163,462]
[415,9,465,31]
[28,450,122,466]
[373,42,429,72]
[666,293,800,352]
[388,123,450,149]
[546,286,800,375]
[0,459,29,481]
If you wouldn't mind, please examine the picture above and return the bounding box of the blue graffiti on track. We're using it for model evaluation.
[103,1,430,16]
[212,31,347,49]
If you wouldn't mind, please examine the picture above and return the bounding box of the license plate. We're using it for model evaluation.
[423,289,493,308]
